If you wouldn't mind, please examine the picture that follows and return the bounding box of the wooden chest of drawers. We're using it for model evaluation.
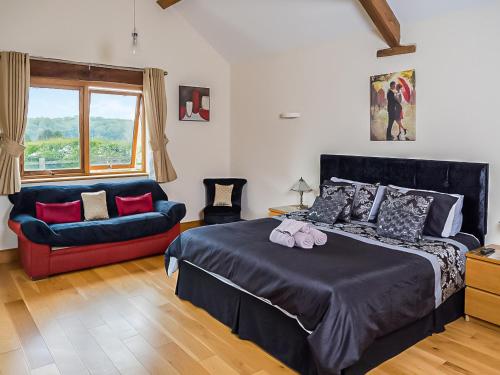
[465,246,500,325]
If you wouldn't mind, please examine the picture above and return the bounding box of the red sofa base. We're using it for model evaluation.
[8,220,180,280]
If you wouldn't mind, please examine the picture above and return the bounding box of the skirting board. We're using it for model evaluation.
[0,248,18,264]
[180,220,203,232]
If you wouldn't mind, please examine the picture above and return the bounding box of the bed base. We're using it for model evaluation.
[176,261,464,375]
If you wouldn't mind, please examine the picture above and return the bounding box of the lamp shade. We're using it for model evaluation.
[290,177,312,193]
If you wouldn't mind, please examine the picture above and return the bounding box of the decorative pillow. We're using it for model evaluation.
[388,185,463,237]
[320,179,349,193]
[351,184,380,222]
[35,201,81,224]
[115,192,153,216]
[214,184,233,207]
[307,196,344,224]
[330,177,386,221]
[376,189,434,242]
[321,184,356,222]
[81,190,109,220]
[383,186,405,201]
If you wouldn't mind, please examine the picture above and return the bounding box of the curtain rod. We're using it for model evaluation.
[30,56,168,76]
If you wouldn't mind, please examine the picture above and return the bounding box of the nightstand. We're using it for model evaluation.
[465,245,500,325]
[268,205,307,217]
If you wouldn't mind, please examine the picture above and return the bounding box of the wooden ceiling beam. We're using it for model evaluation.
[377,44,416,57]
[157,0,415,57]
[358,0,416,57]
[359,0,400,47]
[157,0,181,10]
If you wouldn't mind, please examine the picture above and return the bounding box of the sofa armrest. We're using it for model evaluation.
[154,200,186,225]
[10,214,55,242]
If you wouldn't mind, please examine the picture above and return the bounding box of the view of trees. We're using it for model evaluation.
[24,116,135,170]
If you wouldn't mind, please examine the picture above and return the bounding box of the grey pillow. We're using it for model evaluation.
[376,189,434,243]
[321,184,356,222]
[307,196,344,224]
[323,179,384,222]
[352,184,379,222]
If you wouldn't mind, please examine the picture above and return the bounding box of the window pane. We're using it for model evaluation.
[25,87,81,171]
[89,92,138,167]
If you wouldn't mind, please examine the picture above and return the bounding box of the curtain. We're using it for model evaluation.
[0,51,30,195]
[143,68,177,183]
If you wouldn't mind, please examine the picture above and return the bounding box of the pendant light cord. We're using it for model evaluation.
[133,0,136,33]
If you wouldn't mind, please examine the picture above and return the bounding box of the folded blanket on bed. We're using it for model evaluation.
[272,220,326,248]
[305,226,327,246]
[293,231,314,249]
[269,229,295,247]
[275,218,308,235]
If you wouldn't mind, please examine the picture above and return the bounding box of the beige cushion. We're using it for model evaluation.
[81,190,109,220]
[213,184,233,207]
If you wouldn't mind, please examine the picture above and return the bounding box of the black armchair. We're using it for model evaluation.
[203,178,247,225]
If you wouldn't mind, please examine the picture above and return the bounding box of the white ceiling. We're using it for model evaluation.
[171,0,495,62]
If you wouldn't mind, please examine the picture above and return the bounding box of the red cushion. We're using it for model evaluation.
[35,201,82,224]
[115,192,153,216]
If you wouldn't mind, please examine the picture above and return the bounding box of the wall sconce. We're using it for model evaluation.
[279,112,301,119]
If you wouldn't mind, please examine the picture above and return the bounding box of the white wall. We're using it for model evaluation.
[0,0,231,250]
[231,3,500,242]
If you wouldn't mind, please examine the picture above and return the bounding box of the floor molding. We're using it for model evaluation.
[180,220,203,232]
[0,248,18,264]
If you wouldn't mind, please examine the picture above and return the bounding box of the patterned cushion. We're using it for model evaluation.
[214,184,233,207]
[352,184,379,222]
[321,184,356,222]
[307,196,344,224]
[388,185,462,238]
[376,188,434,242]
[320,180,349,195]
[384,186,405,201]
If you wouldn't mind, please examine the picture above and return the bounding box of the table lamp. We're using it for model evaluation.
[290,177,312,209]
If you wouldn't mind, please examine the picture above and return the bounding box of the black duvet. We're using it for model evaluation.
[166,218,452,374]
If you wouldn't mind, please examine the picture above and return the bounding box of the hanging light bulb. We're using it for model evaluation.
[132,29,138,55]
[131,0,138,55]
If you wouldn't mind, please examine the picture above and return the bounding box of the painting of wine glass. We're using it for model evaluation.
[179,85,210,122]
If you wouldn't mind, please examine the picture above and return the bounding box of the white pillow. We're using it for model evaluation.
[331,177,386,221]
[81,190,109,220]
[213,184,233,207]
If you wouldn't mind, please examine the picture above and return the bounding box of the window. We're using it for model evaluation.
[23,78,145,180]
[89,91,142,169]
[25,86,82,173]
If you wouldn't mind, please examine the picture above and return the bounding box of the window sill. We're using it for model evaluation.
[21,172,149,184]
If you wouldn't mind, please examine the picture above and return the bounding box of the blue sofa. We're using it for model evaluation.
[8,179,186,279]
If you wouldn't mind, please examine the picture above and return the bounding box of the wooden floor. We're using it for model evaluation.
[0,257,499,375]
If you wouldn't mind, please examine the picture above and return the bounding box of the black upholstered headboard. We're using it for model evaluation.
[320,154,489,244]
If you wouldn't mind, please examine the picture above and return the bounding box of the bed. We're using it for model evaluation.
[165,155,489,375]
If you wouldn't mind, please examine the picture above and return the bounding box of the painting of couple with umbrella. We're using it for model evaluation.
[370,69,416,141]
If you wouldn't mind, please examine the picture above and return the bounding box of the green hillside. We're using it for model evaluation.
[25,116,134,142]
[24,116,138,170]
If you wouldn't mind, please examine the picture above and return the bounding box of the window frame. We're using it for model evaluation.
[22,77,146,181]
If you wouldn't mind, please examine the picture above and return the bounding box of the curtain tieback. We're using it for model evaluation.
[150,136,169,152]
[0,136,25,157]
